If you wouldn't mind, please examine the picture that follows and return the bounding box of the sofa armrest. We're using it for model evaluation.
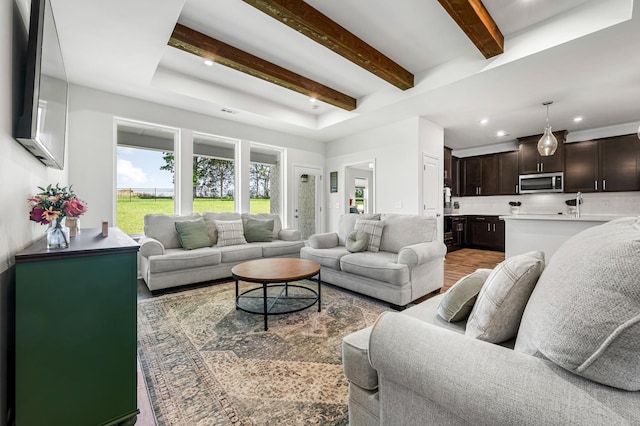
[369,312,640,425]
[139,236,165,257]
[278,228,301,241]
[308,232,339,249]
[397,241,446,266]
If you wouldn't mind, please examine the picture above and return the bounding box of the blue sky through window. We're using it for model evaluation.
[117,146,174,189]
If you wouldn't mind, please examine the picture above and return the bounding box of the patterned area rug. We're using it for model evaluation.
[137,280,389,425]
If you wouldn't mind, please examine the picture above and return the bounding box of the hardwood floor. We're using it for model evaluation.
[134,248,504,425]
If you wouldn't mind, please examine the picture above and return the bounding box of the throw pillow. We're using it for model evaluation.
[355,219,385,253]
[174,219,212,250]
[245,218,274,243]
[515,217,640,391]
[465,251,545,343]
[214,220,247,247]
[437,269,492,322]
[345,230,370,253]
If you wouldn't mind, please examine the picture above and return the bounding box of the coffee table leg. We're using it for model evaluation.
[263,281,268,331]
[235,278,239,310]
[318,270,322,312]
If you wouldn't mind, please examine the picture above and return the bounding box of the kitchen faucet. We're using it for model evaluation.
[575,192,582,218]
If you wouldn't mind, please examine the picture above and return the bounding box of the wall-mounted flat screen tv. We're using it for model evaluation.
[14,0,68,169]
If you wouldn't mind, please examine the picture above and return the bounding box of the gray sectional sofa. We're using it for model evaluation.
[343,216,640,425]
[300,213,446,309]
[139,212,304,291]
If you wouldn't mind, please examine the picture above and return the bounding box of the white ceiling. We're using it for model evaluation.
[50,0,640,149]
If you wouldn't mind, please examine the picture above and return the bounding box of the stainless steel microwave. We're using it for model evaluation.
[519,172,564,194]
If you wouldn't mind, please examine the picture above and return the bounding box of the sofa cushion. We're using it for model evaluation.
[144,213,203,249]
[340,252,409,286]
[338,213,381,246]
[203,212,242,245]
[244,218,274,242]
[300,246,350,270]
[465,251,544,343]
[515,217,640,391]
[346,230,370,253]
[175,218,212,250]
[148,247,222,273]
[242,213,282,240]
[217,244,263,263]
[355,220,385,253]
[438,269,492,323]
[215,220,247,247]
[401,293,467,335]
[379,214,437,253]
[253,240,305,258]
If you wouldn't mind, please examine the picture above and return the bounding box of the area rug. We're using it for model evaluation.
[137,280,389,425]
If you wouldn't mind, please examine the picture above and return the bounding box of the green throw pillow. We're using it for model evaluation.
[175,219,212,250]
[437,269,492,322]
[245,219,274,242]
[345,230,370,253]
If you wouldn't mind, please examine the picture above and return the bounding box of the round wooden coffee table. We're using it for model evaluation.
[231,258,322,331]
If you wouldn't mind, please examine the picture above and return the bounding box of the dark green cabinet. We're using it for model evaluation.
[15,227,139,426]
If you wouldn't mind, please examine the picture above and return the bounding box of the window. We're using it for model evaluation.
[116,122,177,235]
[249,144,282,215]
[354,177,368,214]
[192,134,237,214]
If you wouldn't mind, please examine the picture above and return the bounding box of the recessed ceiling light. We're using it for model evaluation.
[309,97,317,103]
[204,59,214,66]
[480,118,489,125]
[573,116,583,122]
[496,130,507,137]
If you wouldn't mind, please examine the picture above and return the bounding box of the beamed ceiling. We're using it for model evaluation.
[51,0,640,148]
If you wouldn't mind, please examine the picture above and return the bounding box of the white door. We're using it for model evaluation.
[293,166,321,240]
[422,154,442,241]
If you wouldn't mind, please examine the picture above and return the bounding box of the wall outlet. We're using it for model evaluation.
[335,202,340,209]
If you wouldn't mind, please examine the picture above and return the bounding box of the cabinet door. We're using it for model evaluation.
[444,147,452,184]
[600,135,640,192]
[451,156,460,197]
[518,140,540,174]
[493,219,505,251]
[498,151,519,195]
[480,155,499,196]
[564,140,599,192]
[463,157,482,196]
[469,217,494,247]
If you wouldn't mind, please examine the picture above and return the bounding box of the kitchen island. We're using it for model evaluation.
[500,214,626,261]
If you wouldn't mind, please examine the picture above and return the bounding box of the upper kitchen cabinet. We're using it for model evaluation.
[518,131,567,174]
[444,146,460,196]
[497,151,519,195]
[444,146,452,185]
[462,155,498,196]
[565,134,640,193]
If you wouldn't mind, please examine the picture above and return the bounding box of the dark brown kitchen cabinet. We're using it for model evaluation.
[444,146,452,184]
[497,151,519,195]
[462,155,498,196]
[451,156,460,197]
[518,131,566,174]
[468,216,504,251]
[565,134,640,193]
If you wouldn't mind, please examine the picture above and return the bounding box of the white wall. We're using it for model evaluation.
[325,117,445,233]
[67,85,325,230]
[1,1,69,423]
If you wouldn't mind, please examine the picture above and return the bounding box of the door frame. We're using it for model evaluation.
[422,153,443,242]
[292,165,323,236]
[343,159,376,214]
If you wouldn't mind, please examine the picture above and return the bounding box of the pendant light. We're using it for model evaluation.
[537,101,558,156]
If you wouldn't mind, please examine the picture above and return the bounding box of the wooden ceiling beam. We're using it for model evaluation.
[242,0,414,90]
[438,0,504,59]
[168,23,357,111]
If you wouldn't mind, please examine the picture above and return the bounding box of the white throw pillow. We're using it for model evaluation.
[465,251,544,343]
[214,220,247,247]
[355,219,385,253]
[437,269,492,322]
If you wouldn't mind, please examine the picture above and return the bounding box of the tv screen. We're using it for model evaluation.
[15,0,68,169]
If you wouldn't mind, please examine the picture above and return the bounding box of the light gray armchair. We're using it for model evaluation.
[343,217,640,425]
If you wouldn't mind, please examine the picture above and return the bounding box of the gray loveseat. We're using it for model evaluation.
[343,216,640,425]
[300,213,446,309]
[139,212,304,291]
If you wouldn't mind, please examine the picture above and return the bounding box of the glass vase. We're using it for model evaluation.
[47,217,70,249]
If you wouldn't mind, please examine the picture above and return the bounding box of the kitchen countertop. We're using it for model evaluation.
[499,214,628,222]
